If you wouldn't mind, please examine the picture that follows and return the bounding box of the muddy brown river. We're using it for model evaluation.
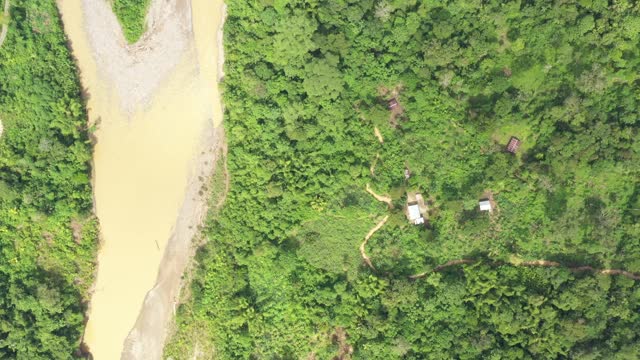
[57,0,224,358]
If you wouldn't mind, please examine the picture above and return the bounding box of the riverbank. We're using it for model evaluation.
[0,0,10,49]
[57,0,225,358]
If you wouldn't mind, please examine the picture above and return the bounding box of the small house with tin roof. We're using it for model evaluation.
[479,198,492,212]
[506,136,521,154]
[407,203,424,225]
[406,192,428,225]
[388,98,399,110]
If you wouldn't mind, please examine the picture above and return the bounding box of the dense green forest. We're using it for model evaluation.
[0,0,97,358]
[166,0,640,358]
[113,0,150,43]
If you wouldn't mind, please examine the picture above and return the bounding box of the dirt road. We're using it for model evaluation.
[57,0,226,359]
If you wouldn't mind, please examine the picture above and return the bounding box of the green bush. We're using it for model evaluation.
[113,0,151,43]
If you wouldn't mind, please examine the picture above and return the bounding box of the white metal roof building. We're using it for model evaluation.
[407,203,424,224]
[479,199,492,211]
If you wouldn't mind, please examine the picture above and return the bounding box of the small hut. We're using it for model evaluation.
[406,192,428,225]
[479,198,492,212]
[388,98,399,110]
[404,168,411,180]
[506,136,521,154]
[407,203,424,225]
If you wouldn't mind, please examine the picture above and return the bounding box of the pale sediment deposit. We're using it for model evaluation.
[56,0,225,359]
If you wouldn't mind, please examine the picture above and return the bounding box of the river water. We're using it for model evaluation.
[57,0,223,358]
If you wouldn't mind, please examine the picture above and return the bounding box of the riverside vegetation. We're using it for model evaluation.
[166,1,640,359]
[0,0,97,358]
[113,0,151,43]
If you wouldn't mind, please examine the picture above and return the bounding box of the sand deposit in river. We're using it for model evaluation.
[57,0,224,359]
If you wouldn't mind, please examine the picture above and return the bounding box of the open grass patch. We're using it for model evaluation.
[295,209,377,280]
[492,120,536,153]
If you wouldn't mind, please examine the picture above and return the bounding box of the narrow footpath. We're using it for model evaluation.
[409,258,640,281]
[359,215,389,271]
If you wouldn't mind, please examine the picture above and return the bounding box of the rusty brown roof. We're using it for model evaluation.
[506,136,521,153]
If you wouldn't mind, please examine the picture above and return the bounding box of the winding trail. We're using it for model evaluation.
[0,0,9,49]
[57,0,226,359]
[365,183,393,208]
[409,259,475,279]
[360,182,394,270]
[409,258,640,281]
[359,215,389,271]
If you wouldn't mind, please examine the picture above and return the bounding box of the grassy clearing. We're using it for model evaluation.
[492,120,536,153]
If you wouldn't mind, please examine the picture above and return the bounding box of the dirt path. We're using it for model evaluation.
[0,0,9,49]
[359,215,389,270]
[57,0,226,359]
[409,259,475,279]
[366,183,393,208]
[374,126,383,143]
[409,258,640,281]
